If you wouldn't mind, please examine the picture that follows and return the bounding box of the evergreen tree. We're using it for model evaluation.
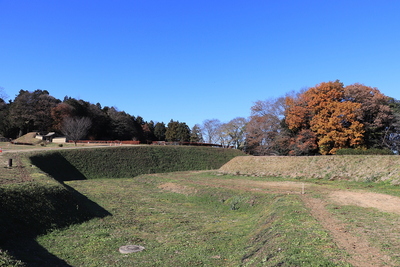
[176,122,190,142]
[154,122,166,141]
[8,89,59,136]
[190,124,204,143]
[165,120,179,141]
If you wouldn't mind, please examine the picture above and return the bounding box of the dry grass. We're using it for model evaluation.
[12,132,42,144]
[219,155,400,183]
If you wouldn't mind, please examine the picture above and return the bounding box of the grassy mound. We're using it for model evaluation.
[219,155,400,183]
[12,132,42,145]
[29,146,245,181]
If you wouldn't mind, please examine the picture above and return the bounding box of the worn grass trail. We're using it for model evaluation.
[179,173,400,266]
[34,171,365,267]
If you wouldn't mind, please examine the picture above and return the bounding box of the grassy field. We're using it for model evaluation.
[2,147,400,266]
[34,172,352,267]
[20,171,400,266]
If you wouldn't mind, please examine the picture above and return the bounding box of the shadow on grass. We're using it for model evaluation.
[30,152,87,182]
[2,238,73,267]
[0,159,111,266]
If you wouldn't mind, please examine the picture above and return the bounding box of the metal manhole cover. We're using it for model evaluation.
[119,245,145,254]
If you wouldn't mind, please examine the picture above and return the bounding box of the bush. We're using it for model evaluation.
[29,146,245,181]
[336,148,394,155]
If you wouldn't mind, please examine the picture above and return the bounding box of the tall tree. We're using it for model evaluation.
[154,122,166,141]
[190,124,204,143]
[287,129,318,156]
[383,98,400,153]
[106,107,137,140]
[51,103,74,132]
[201,119,221,144]
[245,98,285,155]
[218,117,247,149]
[142,121,156,143]
[86,103,111,140]
[285,81,365,154]
[8,90,58,136]
[165,120,179,142]
[61,117,92,146]
[176,122,190,142]
[0,97,11,137]
[165,120,190,142]
[344,83,393,148]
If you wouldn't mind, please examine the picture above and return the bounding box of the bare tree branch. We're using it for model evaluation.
[61,117,92,145]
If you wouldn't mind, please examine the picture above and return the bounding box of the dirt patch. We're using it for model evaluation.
[158,182,197,195]
[330,191,400,215]
[199,178,400,216]
[0,154,32,185]
[303,196,394,267]
[191,179,307,194]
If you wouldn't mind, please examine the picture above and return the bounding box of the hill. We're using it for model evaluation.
[219,155,400,183]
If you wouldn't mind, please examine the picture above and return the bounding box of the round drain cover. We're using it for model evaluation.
[119,245,145,254]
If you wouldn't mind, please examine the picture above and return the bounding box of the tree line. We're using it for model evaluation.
[0,89,202,144]
[246,81,400,155]
[1,80,400,155]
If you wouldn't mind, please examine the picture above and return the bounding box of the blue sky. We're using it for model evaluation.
[1,1,399,128]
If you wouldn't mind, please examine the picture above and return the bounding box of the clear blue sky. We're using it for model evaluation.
[1,1,399,128]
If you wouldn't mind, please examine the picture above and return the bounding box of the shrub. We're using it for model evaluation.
[336,148,394,155]
[29,146,245,181]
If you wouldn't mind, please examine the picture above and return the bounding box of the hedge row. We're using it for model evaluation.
[336,148,394,155]
[29,146,245,181]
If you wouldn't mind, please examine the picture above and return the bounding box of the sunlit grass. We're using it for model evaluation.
[36,172,351,266]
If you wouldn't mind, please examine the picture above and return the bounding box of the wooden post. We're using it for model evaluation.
[8,159,12,168]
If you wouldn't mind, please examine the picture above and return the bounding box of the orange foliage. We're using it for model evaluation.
[285,81,365,154]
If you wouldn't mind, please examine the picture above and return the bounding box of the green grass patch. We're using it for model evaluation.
[35,172,350,266]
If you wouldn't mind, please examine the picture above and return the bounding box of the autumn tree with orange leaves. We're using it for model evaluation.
[344,83,393,148]
[246,81,396,155]
[285,81,365,154]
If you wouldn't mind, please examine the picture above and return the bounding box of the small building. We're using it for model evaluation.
[35,132,66,143]
[52,136,67,143]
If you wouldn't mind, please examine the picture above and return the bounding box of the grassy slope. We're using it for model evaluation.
[0,146,244,266]
[219,155,400,183]
[0,168,105,266]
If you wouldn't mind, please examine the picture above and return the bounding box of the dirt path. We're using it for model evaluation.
[190,178,400,215]
[163,177,399,266]
[303,196,394,267]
